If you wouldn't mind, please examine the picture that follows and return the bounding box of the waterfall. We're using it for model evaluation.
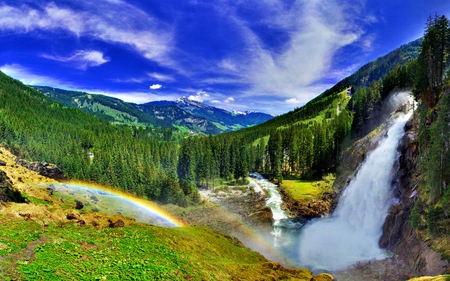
[297,112,412,271]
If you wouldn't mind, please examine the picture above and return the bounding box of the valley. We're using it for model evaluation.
[1,11,450,281]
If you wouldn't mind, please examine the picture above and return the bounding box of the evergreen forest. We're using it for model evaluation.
[0,15,450,243]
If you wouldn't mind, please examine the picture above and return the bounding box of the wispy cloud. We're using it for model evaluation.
[41,50,109,70]
[148,72,175,82]
[188,90,210,102]
[224,97,234,103]
[210,0,364,103]
[0,2,174,67]
[0,63,72,87]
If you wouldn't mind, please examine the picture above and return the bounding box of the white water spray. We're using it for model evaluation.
[249,172,299,246]
[297,112,412,271]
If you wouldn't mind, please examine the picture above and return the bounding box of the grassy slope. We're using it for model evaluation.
[0,147,327,281]
[281,175,334,201]
[0,219,318,281]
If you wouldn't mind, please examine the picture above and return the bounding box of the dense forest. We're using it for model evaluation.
[0,73,198,206]
[409,14,450,237]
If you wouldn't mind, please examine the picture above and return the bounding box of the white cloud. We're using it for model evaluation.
[285,98,301,104]
[41,50,109,70]
[0,2,174,67]
[224,97,234,103]
[211,99,221,104]
[150,84,163,90]
[188,90,210,102]
[218,59,238,73]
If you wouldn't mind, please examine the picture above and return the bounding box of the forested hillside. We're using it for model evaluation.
[174,38,420,189]
[0,73,197,206]
[409,14,450,243]
[32,86,172,129]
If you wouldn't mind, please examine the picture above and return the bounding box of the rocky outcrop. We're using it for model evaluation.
[15,158,64,180]
[247,206,274,224]
[108,219,125,228]
[280,188,336,218]
[379,115,449,277]
[0,169,25,203]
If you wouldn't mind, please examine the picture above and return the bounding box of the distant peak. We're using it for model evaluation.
[232,110,246,115]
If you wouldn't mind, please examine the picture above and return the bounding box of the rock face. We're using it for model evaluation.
[0,169,25,203]
[379,115,449,277]
[15,158,64,180]
[247,206,274,225]
[280,188,336,218]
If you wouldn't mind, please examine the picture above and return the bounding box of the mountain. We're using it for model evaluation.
[139,97,273,134]
[32,87,273,135]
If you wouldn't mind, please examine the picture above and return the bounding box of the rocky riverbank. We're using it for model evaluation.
[279,187,336,219]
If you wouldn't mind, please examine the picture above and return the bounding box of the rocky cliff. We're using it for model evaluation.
[379,115,450,277]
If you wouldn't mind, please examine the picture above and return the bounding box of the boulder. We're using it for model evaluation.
[315,273,334,281]
[279,187,335,219]
[75,200,84,210]
[66,214,78,220]
[247,206,274,225]
[15,158,64,180]
[108,219,125,228]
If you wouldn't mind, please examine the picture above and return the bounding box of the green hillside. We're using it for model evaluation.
[1,219,320,280]
[32,87,273,135]
[32,86,171,127]
[0,72,196,206]
[173,38,420,192]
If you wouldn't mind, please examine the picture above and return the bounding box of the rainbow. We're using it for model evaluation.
[46,181,185,227]
[204,199,299,267]
[39,181,298,266]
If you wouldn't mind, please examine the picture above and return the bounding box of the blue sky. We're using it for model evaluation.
[0,0,448,115]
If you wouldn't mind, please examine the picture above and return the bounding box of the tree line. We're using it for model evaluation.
[410,14,450,236]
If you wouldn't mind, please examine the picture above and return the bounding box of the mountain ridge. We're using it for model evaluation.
[32,86,273,135]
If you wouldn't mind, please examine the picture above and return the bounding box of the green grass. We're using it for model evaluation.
[212,122,228,131]
[22,193,53,206]
[282,180,321,201]
[0,216,315,281]
[281,174,335,201]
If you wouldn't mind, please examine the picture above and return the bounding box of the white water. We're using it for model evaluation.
[297,112,412,271]
[249,172,300,246]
